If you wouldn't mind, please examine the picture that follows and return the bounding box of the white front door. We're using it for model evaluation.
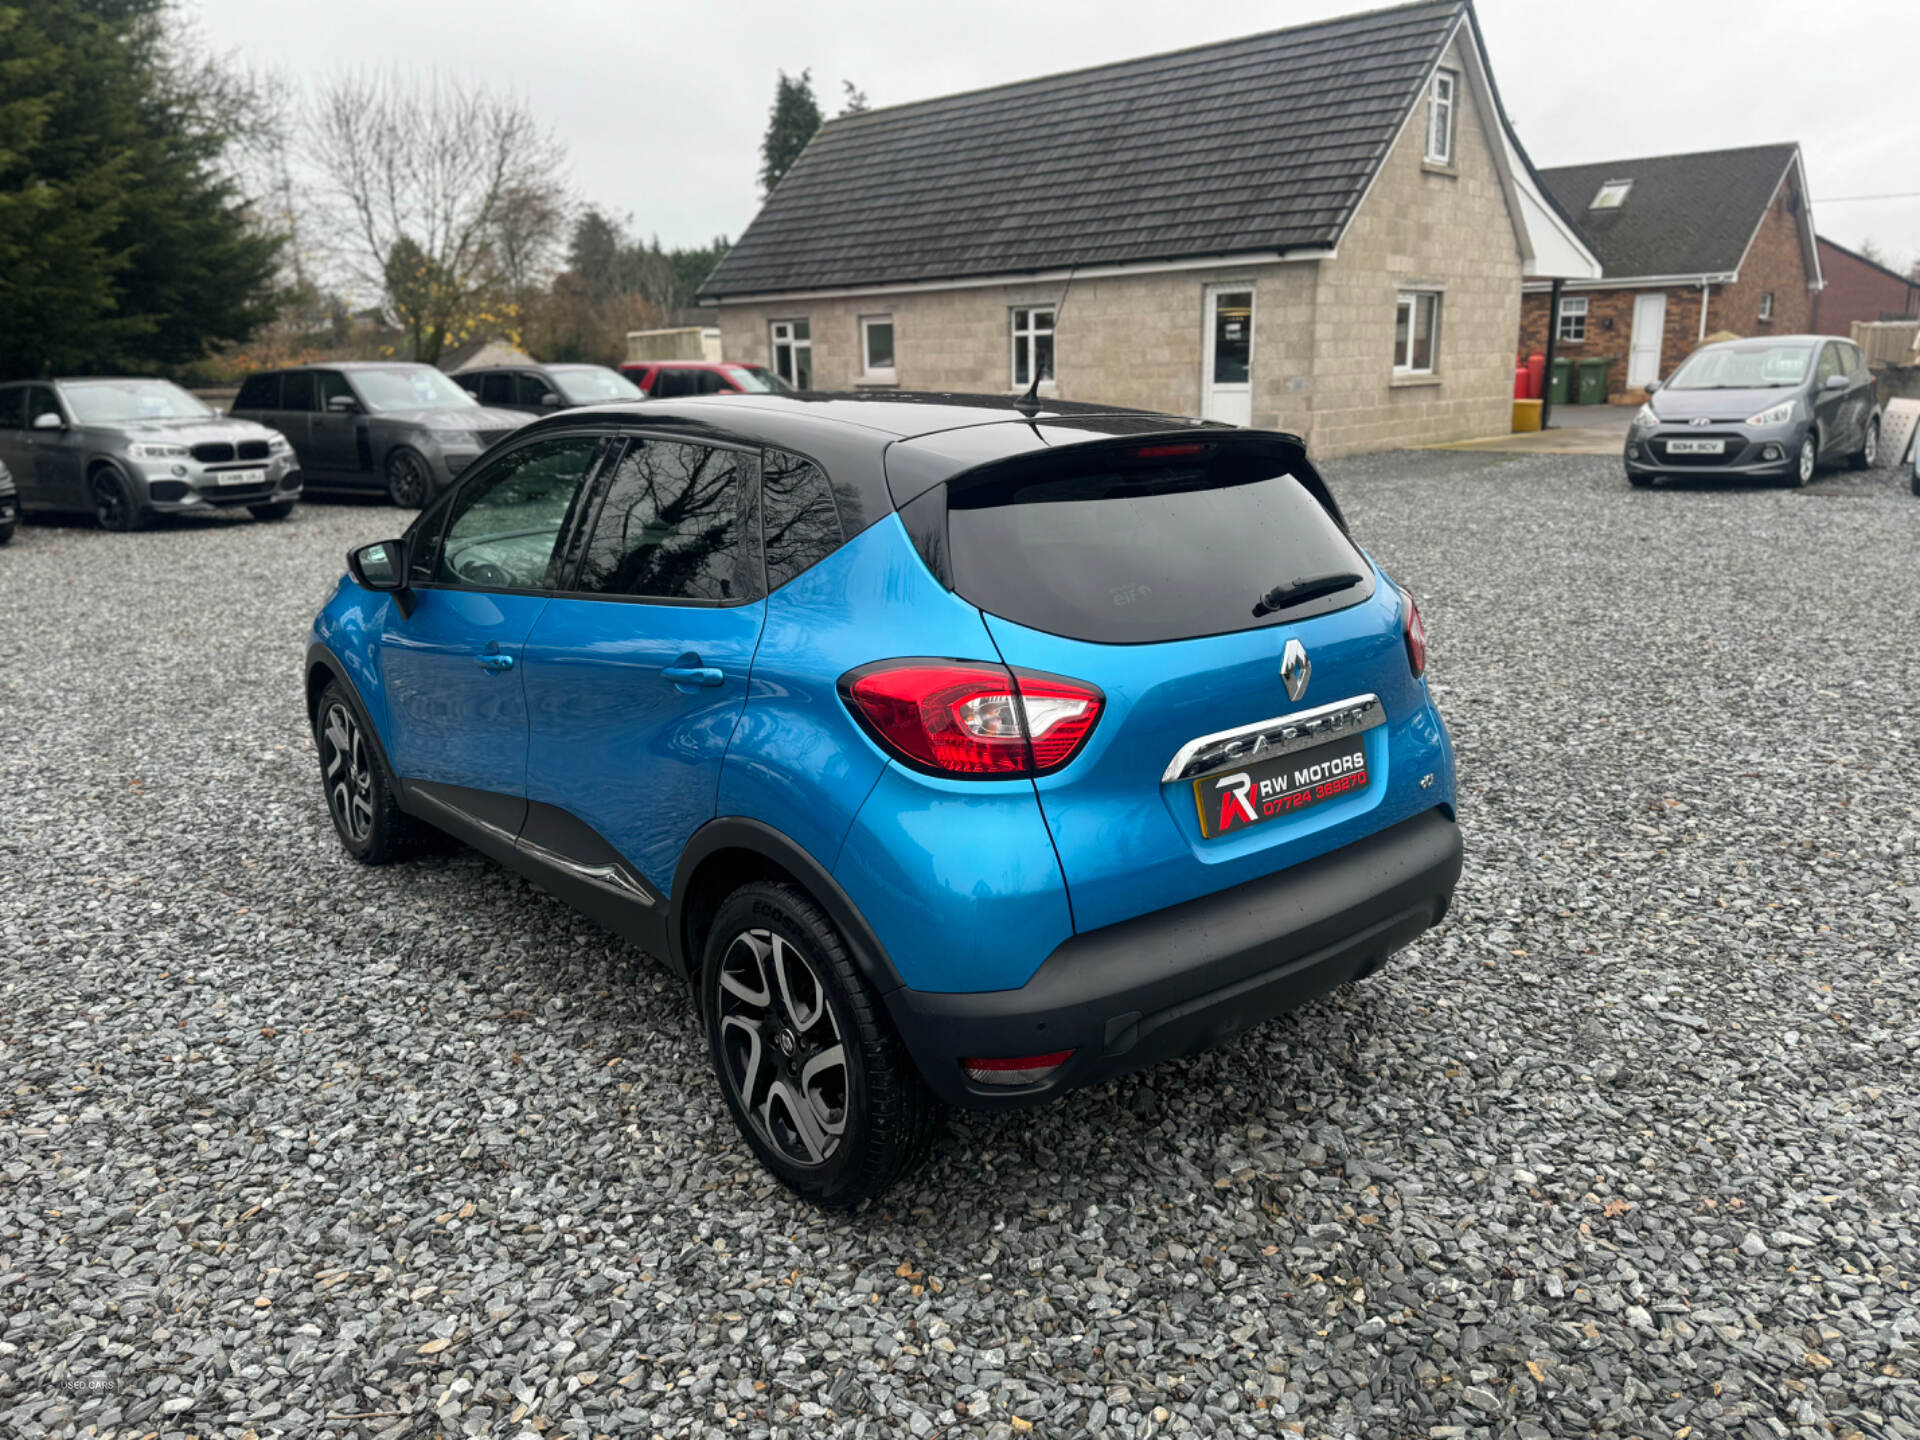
[1202,285,1254,425]
[1627,292,1667,390]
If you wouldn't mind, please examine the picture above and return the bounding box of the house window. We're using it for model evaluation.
[1556,295,1588,344]
[1394,291,1441,374]
[1011,307,1055,388]
[1759,291,1775,322]
[770,319,812,389]
[1590,179,1633,210]
[1425,69,1456,165]
[860,315,896,379]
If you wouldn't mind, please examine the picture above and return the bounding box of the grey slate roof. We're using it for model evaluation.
[699,0,1466,300]
[1537,144,1799,281]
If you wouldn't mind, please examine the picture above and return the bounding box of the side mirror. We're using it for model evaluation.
[32,411,64,430]
[1824,373,1848,391]
[1642,380,1660,394]
[347,539,408,592]
[539,392,562,408]
[327,393,362,413]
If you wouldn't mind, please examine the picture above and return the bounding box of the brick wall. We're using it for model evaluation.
[1716,174,1813,337]
[1520,286,1707,400]
[712,263,1319,432]
[1517,169,1817,400]
[715,37,1526,457]
[1813,238,1920,335]
[1303,36,1523,455]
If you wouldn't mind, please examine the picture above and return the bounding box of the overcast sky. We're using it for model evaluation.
[197,0,1920,271]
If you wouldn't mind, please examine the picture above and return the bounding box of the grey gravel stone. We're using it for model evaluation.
[3,451,1919,1440]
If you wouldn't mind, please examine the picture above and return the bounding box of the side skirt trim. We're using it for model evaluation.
[398,780,670,960]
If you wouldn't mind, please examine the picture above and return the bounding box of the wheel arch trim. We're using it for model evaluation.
[304,641,401,790]
[670,817,904,999]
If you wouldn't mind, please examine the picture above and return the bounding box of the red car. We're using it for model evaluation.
[618,361,797,398]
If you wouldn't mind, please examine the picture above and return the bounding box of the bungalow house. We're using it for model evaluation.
[698,0,1598,457]
[1810,236,1919,336]
[1519,144,1822,401]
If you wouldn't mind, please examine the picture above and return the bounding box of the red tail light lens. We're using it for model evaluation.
[963,1050,1075,1086]
[1401,588,1428,678]
[840,660,1103,778]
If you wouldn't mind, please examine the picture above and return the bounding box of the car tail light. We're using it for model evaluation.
[963,1050,1074,1086]
[1401,588,1428,678]
[839,660,1103,778]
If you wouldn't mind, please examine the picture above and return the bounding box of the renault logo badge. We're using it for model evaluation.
[1280,639,1310,702]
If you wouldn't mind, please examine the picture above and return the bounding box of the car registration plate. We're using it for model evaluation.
[1665,439,1724,455]
[1192,732,1369,839]
[214,468,268,486]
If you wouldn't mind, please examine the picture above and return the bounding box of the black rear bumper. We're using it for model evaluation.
[885,808,1463,1109]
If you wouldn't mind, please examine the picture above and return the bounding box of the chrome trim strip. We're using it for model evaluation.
[516,838,660,907]
[407,785,520,846]
[1160,694,1384,785]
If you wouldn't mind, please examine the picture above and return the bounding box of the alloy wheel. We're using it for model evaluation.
[714,928,849,1168]
[320,702,375,843]
[1797,437,1816,486]
[92,472,129,529]
[1864,425,1879,467]
[386,452,430,508]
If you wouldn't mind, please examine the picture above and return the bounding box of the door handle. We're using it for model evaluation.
[661,664,724,688]
[476,652,515,674]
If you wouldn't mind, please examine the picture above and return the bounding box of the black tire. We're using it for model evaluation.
[0,520,13,545]
[249,500,295,521]
[1847,419,1879,471]
[90,464,146,531]
[385,448,433,508]
[1911,466,1919,499]
[701,880,940,1207]
[1792,433,1818,488]
[1626,470,1654,489]
[312,681,422,864]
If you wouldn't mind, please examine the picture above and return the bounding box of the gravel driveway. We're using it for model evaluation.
[3,457,1917,1440]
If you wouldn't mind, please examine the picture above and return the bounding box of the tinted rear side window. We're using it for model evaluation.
[282,373,318,412]
[941,442,1368,644]
[234,373,279,410]
[576,439,750,601]
[760,449,843,589]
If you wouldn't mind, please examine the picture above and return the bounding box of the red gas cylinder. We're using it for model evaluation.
[1525,351,1547,399]
[1514,362,1530,399]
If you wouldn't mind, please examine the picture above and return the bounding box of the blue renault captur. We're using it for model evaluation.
[306,394,1461,1206]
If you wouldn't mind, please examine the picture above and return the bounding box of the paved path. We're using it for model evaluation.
[1426,403,1632,456]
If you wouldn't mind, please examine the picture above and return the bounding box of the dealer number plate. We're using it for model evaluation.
[1193,732,1369,839]
[1665,439,1724,455]
[215,468,268,486]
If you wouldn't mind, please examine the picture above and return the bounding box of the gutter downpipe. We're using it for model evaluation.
[1699,278,1711,343]
[1540,278,1563,429]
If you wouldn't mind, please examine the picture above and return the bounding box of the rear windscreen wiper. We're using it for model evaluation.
[1252,570,1366,618]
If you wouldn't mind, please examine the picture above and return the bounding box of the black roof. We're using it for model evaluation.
[555,391,1187,442]
[524,393,1238,540]
[232,361,446,374]
[1537,144,1799,280]
[699,1,1465,299]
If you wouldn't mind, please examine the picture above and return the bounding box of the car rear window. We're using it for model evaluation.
[936,440,1369,644]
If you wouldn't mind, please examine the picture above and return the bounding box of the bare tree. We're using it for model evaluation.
[308,71,569,363]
